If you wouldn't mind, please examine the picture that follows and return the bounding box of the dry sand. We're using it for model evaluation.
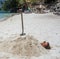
[0,13,60,59]
[0,35,48,58]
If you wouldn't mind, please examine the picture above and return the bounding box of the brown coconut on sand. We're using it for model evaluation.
[0,35,48,57]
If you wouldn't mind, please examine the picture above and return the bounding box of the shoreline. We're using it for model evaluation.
[0,13,20,22]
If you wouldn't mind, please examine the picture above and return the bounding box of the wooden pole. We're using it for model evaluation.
[20,11,26,36]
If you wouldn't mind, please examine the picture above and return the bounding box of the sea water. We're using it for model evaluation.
[0,13,14,21]
[0,13,11,19]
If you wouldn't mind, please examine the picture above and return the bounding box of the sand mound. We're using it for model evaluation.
[0,35,48,57]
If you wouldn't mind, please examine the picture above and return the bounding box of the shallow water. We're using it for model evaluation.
[0,13,11,19]
[0,13,16,21]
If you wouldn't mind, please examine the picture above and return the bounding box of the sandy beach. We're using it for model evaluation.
[0,13,60,59]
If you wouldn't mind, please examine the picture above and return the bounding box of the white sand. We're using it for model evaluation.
[0,35,48,58]
[0,13,60,59]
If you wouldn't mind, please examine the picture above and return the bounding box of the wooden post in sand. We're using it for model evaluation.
[20,10,26,36]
